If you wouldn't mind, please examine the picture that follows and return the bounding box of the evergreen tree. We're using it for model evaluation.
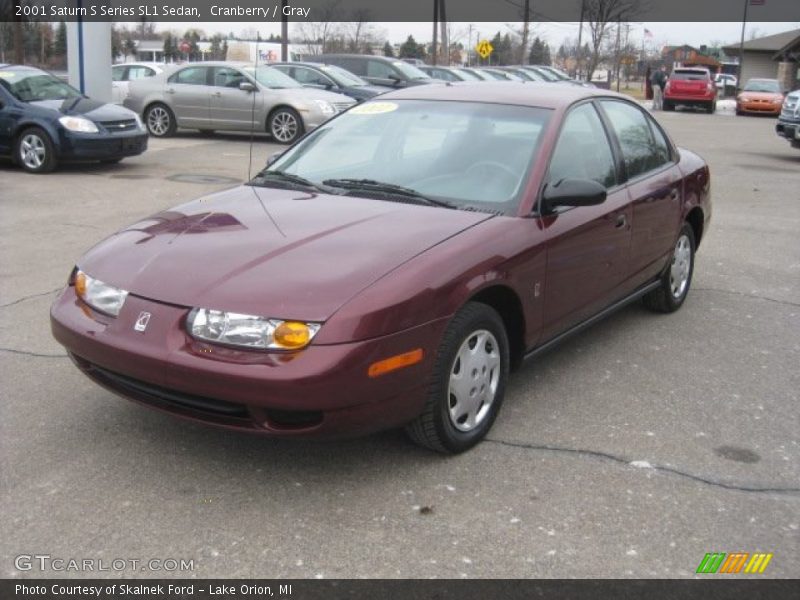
[383,41,395,57]
[54,21,67,58]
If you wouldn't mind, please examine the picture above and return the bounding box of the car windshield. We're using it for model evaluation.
[0,67,82,102]
[391,61,431,80]
[743,79,781,93]
[319,64,368,86]
[451,68,481,81]
[242,66,301,89]
[263,100,551,215]
[529,68,557,81]
[543,67,571,80]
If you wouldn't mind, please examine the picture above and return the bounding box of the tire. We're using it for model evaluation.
[663,101,674,112]
[14,127,56,173]
[405,302,510,454]
[268,107,304,144]
[145,103,176,137]
[643,223,696,313]
[707,101,716,114]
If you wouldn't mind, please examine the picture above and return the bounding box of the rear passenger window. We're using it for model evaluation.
[367,60,395,79]
[549,103,617,188]
[112,66,126,82]
[600,100,668,179]
[172,67,207,86]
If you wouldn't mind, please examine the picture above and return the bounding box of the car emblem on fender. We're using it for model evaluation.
[134,311,151,332]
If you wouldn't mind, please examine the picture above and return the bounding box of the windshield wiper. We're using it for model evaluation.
[249,170,330,193]
[322,178,456,209]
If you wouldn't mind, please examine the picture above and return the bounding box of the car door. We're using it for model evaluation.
[366,59,401,87]
[292,66,338,91]
[166,66,212,129]
[208,66,258,131]
[539,101,633,341]
[598,99,682,289]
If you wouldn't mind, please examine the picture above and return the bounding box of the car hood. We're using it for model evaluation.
[739,91,783,101]
[29,97,136,121]
[78,186,493,321]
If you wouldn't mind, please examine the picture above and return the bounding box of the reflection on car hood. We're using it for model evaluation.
[266,86,354,104]
[30,97,136,121]
[79,186,493,321]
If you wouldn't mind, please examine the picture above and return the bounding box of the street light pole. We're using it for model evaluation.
[737,0,749,90]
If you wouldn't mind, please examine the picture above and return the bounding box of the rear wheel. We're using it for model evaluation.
[405,302,510,454]
[15,127,56,173]
[643,223,695,313]
[706,100,716,114]
[663,101,674,112]
[145,103,176,137]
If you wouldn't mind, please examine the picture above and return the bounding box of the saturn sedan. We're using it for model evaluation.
[123,61,355,144]
[0,64,148,173]
[51,83,711,453]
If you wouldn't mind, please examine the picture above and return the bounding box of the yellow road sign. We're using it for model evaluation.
[476,40,493,60]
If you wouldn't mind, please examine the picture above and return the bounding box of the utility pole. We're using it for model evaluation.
[615,21,621,92]
[439,0,448,65]
[432,0,439,65]
[520,0,531,65]
[467,24,473,66]
[737,0,749,89]
[281,0,288,61]
[576,0,585,79]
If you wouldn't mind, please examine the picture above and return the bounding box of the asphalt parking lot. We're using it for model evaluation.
[1,110,798,579]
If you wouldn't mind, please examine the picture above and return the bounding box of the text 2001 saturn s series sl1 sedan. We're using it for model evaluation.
[51,83,711,453]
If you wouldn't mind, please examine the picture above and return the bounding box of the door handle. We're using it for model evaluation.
[165,88,175,94]
[212,91,221,97]
[615,214,627,229]
[670,189,680,200]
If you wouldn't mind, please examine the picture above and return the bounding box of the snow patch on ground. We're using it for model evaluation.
[630,460,654,469]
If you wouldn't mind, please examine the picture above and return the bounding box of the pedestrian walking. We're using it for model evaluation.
[651,65,667,110]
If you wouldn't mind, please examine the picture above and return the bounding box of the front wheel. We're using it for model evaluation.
[145,103,176,137]
[15,127,56,173]
[643,223,696,313]
[406,302,510,453]
[268,107,304,144]
[706,101,716,114]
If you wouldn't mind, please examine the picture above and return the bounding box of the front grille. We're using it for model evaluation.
[101,119,139,133]
[333,102,355,113]
[87,362,250,419]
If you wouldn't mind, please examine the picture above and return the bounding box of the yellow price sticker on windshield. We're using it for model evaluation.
[0,71,15,79]
[349,102,399,115]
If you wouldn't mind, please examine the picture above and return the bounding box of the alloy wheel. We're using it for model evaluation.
[670,234,692,298]
[147,106,170,136]
[271,112,298,143]
[20,134,46,170]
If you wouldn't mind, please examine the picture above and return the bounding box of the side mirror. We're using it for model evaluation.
[388,74,404,87]
[239,81,257,92]
[541,179,607,213]
[266,152,282,167]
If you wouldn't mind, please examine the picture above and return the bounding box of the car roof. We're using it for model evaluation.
[318,54,394,62]
[376,80,625,109]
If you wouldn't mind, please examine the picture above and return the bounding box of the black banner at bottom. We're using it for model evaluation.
[2,579,799,600]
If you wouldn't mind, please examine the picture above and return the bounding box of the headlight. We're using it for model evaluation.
[188,308,321,351]
[313,100,335,116]
[133,113,145,130]
[74,269,129,316]
[58,116,99,133]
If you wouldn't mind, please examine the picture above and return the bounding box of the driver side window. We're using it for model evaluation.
[367,60,395,79]
[548,103,617,189]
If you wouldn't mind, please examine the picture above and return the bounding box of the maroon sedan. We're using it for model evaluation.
[51,83,711,453]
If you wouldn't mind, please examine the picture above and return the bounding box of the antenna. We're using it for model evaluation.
[247,33,260,180]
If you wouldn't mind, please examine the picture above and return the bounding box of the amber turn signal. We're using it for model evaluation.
[74,270,87,298]
[368,349,424,378]
[273,321,314,349]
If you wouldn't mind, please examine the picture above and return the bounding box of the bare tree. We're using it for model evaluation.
[504,0,537,64]
[292,0,342,55]
[584,0,641,82]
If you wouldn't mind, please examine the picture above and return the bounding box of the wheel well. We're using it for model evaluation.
[686,207,704,248]
[470,285,526,371]
[266,105,303,130]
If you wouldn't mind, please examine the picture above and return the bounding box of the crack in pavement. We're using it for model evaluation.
[694,287,800,308]
[0,287,61,308]
[486,438,800,495]
[0,347,67,359]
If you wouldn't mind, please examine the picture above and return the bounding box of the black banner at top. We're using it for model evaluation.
[3,0,800,22]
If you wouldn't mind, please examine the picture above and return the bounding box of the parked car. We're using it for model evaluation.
[477,68,523,81]
[527,65,595,87]
[736,78,785,116]
[497,67,547,82]
[713,73,737,90]
[458,67,494,81]
[123,61,355,144]
[0,64,147,173]
[271,62,386,102]
[775,89,800,149]
[111,62,166,104]
[307,54,434,89]
[51,83,711,453]
[419,66,481,82]
[663,67,717,113]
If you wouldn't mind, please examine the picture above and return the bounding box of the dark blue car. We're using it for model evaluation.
[271,62,387,102]
[0,65,148,173]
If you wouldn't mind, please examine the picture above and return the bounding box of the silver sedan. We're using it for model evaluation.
[123,61,356,144]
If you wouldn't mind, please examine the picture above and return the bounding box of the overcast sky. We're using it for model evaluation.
[141,21,798,49]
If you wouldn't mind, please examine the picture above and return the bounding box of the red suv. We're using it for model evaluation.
[664,68,717,113]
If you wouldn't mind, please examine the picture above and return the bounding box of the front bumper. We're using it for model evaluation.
[58,130,148,161]
[50,286,445,438]
[737,101,782,115]
[776,117,800,141]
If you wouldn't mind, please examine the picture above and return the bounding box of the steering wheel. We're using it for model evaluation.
[469,160,519,184]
